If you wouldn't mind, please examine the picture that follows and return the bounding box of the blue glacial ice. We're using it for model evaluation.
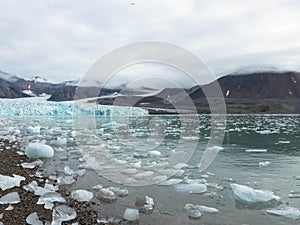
[0,97,148,117]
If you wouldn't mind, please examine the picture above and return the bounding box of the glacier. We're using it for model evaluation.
[0,97,148,117]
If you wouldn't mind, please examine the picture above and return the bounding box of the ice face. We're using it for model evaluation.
[25,143,54,159]
[231,183,281,209]
[0,174,25,191]
[0,97,148,117]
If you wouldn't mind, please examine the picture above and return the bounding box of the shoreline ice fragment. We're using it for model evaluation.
[25,143,54,159]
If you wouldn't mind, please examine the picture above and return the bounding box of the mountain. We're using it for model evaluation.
[1,69,300,113]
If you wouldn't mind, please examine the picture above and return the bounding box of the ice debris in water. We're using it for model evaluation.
[26,212,43,225]
[184,204,219,213]
[107,187,128,197]
[57,176,75,185]
[245,149,268,153]
[0,174,25,190]
[123,208,139,221]
[21,160,43,169]
[37,192,66,209]
[231,183,281,208]
[24,181,56,196]
[71,190,93,202]
[52,205,77,225]
[25,143,54,159]
[26,126,40,134]
[259,161,271,167]
[55,137,67,146]
[175,183,207,194]
[0,192,20,204]
[96,188,117,203]
[158,179,182,186]
[266,206,300,219]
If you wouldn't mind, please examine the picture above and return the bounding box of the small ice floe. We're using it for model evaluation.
[230,183,281,209]
[37,192,66,209]
[277,140,290,144]
[245,149,268,153]
[205,182,224,190]
[108,187,129,197]
[52,205,77,225]
[293,176,300,180]
[71,190,93,202]
[63,166,74,175]
[0,192,20,204]
[123,208,139,221]
[96,188,117,203]
[78,162,92,170]
[0,174,25,191]
[148,150,161,156]
[132,171,154,180]
[92,184,103,190]
[187,210,202,219]
[5,205,14,210]
[175,183,207,194]
[24,181,55,196]
[158,179,183,186]
[26,212,43,225]
[135,196,155,213]
[259,161,271,167]
[26,126,40,134]
[184,204,219,214]
[25,143,54,159]
[21,160,43,169]
[55,137,67,146]
[288,190,300,198]
[266,206,300,220]
[57,176,75,185]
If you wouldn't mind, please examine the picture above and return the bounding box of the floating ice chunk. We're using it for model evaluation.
[26,126,40,134]
[96,188,117,203]
[0,213,2,219]
[63,166,74,175]
[267,206,300,219]
[173,163,188,169]
[52,205,77,224]
[74,169,86,177]
[122,168,138,175]
[148,151,161,156]
[123,208,139,221]
[108,187,128,197]
[206,182,224,190]
[144,196,155,211]
[78,162,92,170]
[21,160,43,169]
[25,143,54,159]
[245,149,267,153]
[184,204,219,213]
[37,192,66,209]
[231,184,281,208]
[158,179,182,186]
[71,190,93,202]
[259,161,271,167]
[26,212,43,225]
[57,176,75,185]
[187,210,202,219]
[133,171,154,180]
[92,184,103,190]
[55,137,67,146]
[0,174,25,190]
[0,192,20,204]
[5,205,14,210]
[175,183,207,194]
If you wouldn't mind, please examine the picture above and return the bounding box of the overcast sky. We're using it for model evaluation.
[1,0,300,86]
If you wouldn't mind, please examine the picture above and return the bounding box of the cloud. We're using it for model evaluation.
[0,0,299,85]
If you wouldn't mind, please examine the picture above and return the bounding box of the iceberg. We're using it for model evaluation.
[25,143,54,159]
[231,183,281,209]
